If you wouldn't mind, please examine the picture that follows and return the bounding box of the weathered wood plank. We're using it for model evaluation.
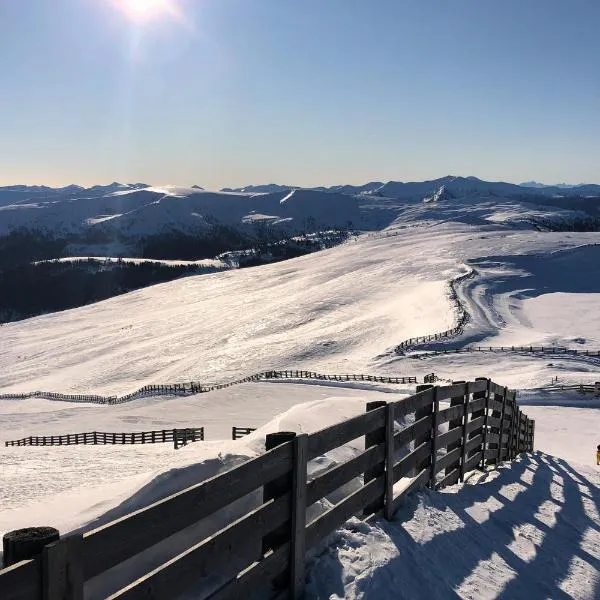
[206,544,290,600]
[436,467,461,490]
[435,382,468,402]
[393,415,433,450]
[463,451,482,473]
[392,440,431,482]
[465,434,483,454]
[108,494,291,600]
[83,442,293,578]
[391,467,430,512]
[0,559,41,600]
[487,410,503,424]
[468,397,486,414]
[466,416,485,435]
[437,404,464,425]
[436,425,462,450]
[305,476,385,548]
[392,387,435,417]
[434,447,462,475]
[306,444,385,506]
[307,408,385,460]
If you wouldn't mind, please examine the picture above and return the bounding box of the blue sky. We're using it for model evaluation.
[1,0,598,188]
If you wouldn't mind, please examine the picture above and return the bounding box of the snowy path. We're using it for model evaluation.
[306,453,600,600]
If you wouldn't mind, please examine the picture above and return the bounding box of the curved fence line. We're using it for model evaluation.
[395,267,477,354]
[410,344,600,361]
[0,370,418,406]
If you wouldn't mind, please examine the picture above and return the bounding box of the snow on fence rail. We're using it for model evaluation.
[4,427,204,449]
[395,267,476,353]
[0,378,534,600]
[0,370,418,405]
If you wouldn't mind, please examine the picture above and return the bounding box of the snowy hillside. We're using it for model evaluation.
[1,181,599,599]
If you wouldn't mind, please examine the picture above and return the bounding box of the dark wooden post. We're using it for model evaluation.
[487,384,503,465]
[290,434,308,600]
[497,388,507,463]
[363,401,387,516]
[506,391,515,460]
[414,384,434,477]
[429,388,440,489]
[43,534,84,600]
[446,381,466,477]
[262,431,296,554]
[480,380,492,469]
[384,402,396,521]
[3,527,60,568]
[459,382,472,482]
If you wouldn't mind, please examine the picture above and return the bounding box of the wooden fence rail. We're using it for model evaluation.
[0,371,418,406]
[4,427,204,450]
[232,427,257,440]
[0,378,534,600]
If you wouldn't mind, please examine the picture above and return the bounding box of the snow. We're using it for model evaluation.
[306,453,599,600]
[1,184,600,598]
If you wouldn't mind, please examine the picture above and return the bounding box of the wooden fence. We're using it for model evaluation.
[395,268,476,353]
[4,428,204,450]
[0,378,534,600]
[232,427,257,440]
[0,370,418,406]
[410,345,600,360]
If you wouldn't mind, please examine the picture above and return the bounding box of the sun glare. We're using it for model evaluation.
[117,0,174,20]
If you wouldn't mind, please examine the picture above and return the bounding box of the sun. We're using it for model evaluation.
[116,0,173,20]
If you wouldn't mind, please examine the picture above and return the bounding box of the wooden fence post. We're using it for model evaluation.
[414,384,434,477]
[43,533,84,600]
[446,381,465,478]
[468,378,487,463]
[429,388,440,489]
[3,527,60,568]
[262,431,296,554]
[530,420,535,451]
[516,410,522,454]
[506,392,515,460]
[480,380,492,470]
[290,434,308,600]
[364,401,387,516]
[459,382,472,482]
[384,402,395,521]
[496,387,507,463]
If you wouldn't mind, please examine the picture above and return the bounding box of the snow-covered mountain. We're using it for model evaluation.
[0,177,598,257]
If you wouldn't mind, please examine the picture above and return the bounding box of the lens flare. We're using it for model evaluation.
[116,0,176,21]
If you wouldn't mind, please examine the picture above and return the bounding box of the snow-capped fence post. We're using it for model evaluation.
[363,401,387,515]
